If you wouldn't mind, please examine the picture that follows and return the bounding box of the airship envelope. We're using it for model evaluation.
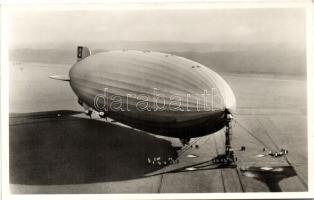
[67,49,236,138]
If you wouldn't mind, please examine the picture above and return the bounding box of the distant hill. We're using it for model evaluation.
[9,43,306,76]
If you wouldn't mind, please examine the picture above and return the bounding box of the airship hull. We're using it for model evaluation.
[106,110,226,138]
[69,50,236,138]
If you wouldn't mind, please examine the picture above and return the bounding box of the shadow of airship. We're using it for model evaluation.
[240,166,298,192]
[10,110,177,185]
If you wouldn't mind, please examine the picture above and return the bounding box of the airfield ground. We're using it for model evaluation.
[9,63,307,193]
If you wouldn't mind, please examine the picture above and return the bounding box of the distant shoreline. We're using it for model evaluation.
[10,61,306,81]
[9,45,306,77]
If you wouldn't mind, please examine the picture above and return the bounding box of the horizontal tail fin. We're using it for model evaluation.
[77,46,91,62]
[49,75,70,81]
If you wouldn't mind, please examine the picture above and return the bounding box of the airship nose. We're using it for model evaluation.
[219,80,236,113]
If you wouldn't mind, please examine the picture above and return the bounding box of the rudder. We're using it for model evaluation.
[77,46,91,62]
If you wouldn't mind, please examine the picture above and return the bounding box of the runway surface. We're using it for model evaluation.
[9,63,307,193]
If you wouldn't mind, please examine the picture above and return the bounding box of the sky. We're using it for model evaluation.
[8,7,306,49]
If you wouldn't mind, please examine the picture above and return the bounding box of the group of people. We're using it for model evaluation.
[147,156,178,166]
[265,148,289,157]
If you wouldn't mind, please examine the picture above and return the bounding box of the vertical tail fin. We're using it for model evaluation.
[77,46,91,62]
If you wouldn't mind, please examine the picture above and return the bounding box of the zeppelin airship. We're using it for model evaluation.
[51,46,236,147]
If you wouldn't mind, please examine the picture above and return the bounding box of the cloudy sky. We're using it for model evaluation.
[8,7,305,49]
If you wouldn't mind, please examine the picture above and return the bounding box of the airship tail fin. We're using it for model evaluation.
[49,75,70,81]
[77,46,91,62]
